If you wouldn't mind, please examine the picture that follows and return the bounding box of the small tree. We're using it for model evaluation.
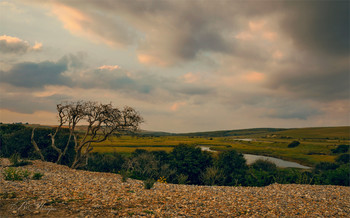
[32,101,143,168]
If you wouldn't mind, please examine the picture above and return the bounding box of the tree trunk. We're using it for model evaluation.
[31,128,45,161]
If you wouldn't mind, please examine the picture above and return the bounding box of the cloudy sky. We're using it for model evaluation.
[0,0,349,133]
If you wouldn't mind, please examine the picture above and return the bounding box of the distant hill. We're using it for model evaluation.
[175,128,286,137]
[174,126,350,139]
[4,123,350,139]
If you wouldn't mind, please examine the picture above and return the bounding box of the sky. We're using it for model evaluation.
[0,0,349,133]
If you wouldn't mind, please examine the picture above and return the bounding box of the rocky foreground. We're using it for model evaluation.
[0,159,349,217]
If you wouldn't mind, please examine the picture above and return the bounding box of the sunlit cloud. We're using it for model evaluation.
[170,102,187,112]
[98,65,120,70]
[0,35,43,54]
[1,0,348,132]
[242,71,265,83]
[137,54,169,66]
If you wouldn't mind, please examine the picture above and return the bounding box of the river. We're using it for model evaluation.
[200,146,311,169]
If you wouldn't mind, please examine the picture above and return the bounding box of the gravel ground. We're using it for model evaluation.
[1,158,349,217]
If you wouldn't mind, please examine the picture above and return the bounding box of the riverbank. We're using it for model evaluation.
[1,158,349,217]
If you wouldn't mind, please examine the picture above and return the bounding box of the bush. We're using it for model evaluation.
[216,150,248,186]
[170,144,213,184]
[245,169,276,187]
[200,166,224,186]
[288,141,300,148]
[87,152,125,173]
[314,162,339,172]
[331,144,349,154]
[176,174,189,184]
[123,152,159,180]
[0,124,75,166]
[251,159,277,172]
[336,154,350,164]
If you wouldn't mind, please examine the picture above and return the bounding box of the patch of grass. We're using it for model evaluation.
[89,128,349,166]
[32,172,44,180]
[2,167,25,181]
[2,168,44,181]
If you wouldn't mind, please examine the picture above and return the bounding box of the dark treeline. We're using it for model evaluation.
[1,124,349,186]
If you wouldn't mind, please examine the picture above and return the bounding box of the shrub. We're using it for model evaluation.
[143,178,155,189]
[314,162,339,172]
[251,159,277,172]
[245,169,276,187]
[170,144,213,184]
[120,170,130,182]
[336,154,350,164]
[200,166,224,186]
[87,152,125,173]
[123,152,159,180]
[288,141,300,148]
[331,144,349,154]
[216,150,248,186]
[32,172,44,180]
[176,174,189,184]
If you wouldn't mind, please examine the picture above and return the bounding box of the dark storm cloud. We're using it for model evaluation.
[281,1,349,57]
[0,53,89,88]
[267,53,349,102]
[0,60,68,88]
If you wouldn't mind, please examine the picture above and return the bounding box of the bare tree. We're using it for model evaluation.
[31,101,143,168]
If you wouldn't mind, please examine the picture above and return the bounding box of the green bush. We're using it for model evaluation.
[170,144,213,184]
[87,152,125,173]
[245,160,277,186]
[288,141,300,148]
[200,166,224,186]
[314,162,339,172]
[331,144,349,154]
[251,159,277,172]
[175,174,189,184]
[246,169,276,187]
[123,151,159,180]
[216,150,248,186]
[336,154,350,164]
[0,124,75,166]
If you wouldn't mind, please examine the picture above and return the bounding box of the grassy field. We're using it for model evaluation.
[90,126,349,166]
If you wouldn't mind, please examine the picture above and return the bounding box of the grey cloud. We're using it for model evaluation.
[0,53,88,88]
[265,100,321,120]
[30,0,348,66]
[0,61,69,88]
[267,58,349,101]
[280,1,349,57]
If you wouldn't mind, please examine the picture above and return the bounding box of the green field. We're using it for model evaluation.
[91,126,349,166]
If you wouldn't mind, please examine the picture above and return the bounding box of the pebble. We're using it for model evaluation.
[1,158,350,217]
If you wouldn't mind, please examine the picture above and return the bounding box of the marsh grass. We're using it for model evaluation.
[89,128,349,166]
